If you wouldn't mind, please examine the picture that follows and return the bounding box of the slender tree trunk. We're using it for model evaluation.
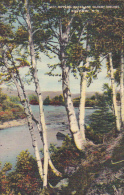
[24,0,48,187]
[59,19,84,150]
[120,45,124,130]
[5,46,62,178]
[79,72,87,141]
[62,65,84,150]
[109,52,120,131]
[14,80,43,180]
[3,52,43,180]
[79,54,89,141]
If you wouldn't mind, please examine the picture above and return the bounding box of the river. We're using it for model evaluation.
[0,105,95,168]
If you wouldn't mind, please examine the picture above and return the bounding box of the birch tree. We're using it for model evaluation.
[108,53,120,131]
[120,39,124,129]
[1,44,62,187]
[89,5,124,132]
[24,0,49,187]
[35,1,98,149]
[0,1,62,187]
[3,48,44,180]
[79,56,89,141]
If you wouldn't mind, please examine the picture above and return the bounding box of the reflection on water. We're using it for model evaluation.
[0,105,95,168]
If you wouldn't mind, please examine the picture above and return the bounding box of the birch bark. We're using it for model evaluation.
[79,60,89,141]
[120,46,124,130]
[3,52,43,180]
[24,0,49,187]
[62,65,84,150]
[109,52,120,131]
[5,46,62,178]
[59,18,84,150]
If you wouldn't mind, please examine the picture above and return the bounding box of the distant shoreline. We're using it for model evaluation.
[0,118,27,130]
[0,106,96,130]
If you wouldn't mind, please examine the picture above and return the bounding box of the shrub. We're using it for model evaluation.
[0,90,25,122]
[28,94,39,105]
[86,106,116,144]
[0,162,12,194]
[43,96,51,105]
[49,136,85,177]
[9,96,20,104]
[0,110,14,122]
[8,150,42,195]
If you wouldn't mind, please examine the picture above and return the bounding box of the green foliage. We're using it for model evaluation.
[0,89,25,122]
[15,26,28,44]
[58,95,64,105]
[8,150,42,195]
[85,98,97,107]
[43,95,64,106]
[0,162,12,195]
[73,95,100,107]
[86,106,116,144]
[102,83,113,109]
[90,95,96,100]
[0,151,42,194]
[28,94,39,105]
[43,96,51,105]
[73,97,80,107]
[9,96,20,104]
[50,135,85,177]
[0,140,84,194]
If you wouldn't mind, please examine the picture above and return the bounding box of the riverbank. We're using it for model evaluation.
[0,118,27,130]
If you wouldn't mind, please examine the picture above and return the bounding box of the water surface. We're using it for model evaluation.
[0,105,95,168]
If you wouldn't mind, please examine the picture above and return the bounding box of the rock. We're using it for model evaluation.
[56,132,66,138]
[56,132,66,141]
[55,178,69,190]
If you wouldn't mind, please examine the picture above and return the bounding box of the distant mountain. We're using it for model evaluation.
[1,87,98,100]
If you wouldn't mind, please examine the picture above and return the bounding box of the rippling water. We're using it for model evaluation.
[0,105,95,168]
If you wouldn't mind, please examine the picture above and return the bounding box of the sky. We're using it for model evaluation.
[17,52,111,94]
[1,6,111,94]
[1,51,110,94]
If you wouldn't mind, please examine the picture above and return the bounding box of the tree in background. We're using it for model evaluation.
[43,96,51,105]
[107,53,120,131]
[28,94,39,105]
[87,106,116,144]
[89,4,124,131]
[102,83,113,109]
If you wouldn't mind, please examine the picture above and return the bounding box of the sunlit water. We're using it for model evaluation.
[0,105,95,168]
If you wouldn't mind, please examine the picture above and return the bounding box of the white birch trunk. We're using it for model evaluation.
[109,52,120,131]
[24,0,54,187]
[3,52,43,180]
[5,44,61,179]
[120,48,124,130]
[62,66,84,150]
[17,77,62,177]
[35,123,62,177]
[79,56,89,141]
[79,72,87,141]
[15,82,43,180]
[59,21,84,150]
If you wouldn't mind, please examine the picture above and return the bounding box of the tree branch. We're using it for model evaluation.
[32,28,43,36]
[45,45,59,56]
[66,14,75,36]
